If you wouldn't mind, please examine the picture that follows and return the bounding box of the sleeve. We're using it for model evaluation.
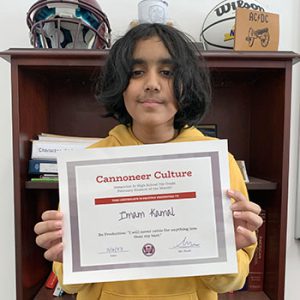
[53,262,84,294]
[200,154,257,293]
[53,261,103,294]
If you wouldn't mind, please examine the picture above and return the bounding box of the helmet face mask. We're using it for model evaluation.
[27,0,111,49]
[31,17,99,49]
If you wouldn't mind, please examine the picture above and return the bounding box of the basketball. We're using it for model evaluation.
[200,0,265,50]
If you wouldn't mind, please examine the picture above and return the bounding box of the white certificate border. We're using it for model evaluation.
[67,151,227,273]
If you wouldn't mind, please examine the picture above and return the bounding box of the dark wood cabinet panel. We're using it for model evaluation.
[1,49,299,300]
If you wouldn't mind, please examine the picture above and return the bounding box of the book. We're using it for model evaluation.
[28,159,57,175]
[38,133,101,143]
[236,160,250,183]
[197,124,217,138]
[31,140,96,160]
[247,209,266,291]
[31,177,59,182]
[39,174,58,177]
[45,271,58,289]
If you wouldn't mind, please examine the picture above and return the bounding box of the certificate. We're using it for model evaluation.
[57,140,237,284]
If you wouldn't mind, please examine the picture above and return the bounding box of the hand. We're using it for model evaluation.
[227,189,263,250]
[34,210,63,263]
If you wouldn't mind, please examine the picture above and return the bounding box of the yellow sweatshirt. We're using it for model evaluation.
[54,124,256,300]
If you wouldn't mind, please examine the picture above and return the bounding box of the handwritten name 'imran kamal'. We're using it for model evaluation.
[119,207,175,221]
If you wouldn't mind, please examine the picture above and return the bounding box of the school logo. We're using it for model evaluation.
[142,243,155,256]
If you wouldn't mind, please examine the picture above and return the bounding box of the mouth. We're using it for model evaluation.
[139,98,163,105]
[139,99,163,108]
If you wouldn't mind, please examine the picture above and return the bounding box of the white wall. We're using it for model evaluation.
[284,0,300,298]
[0,3,32,299]
[0,1,299,299]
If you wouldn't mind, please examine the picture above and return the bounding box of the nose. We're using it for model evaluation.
[144,70,160,92]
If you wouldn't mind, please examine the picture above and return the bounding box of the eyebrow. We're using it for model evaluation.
[132,58,176,66]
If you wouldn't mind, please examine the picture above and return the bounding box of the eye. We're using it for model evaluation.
[131,69,144,78]
[160,69,174,78]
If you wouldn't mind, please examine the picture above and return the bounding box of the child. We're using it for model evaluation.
[34,23,263,300]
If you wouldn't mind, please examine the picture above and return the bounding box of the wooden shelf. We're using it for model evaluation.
[247,177,277,190]
[25,181,59,189]
[219,291,270,300]
[2,49,296,300]
[25,177,277,191]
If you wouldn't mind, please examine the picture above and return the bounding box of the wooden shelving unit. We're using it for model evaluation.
[1,48,299,300]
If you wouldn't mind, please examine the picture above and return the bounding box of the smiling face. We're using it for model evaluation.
[123,36,178,141]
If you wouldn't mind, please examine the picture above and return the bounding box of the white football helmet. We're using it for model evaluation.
[27,0,111,49]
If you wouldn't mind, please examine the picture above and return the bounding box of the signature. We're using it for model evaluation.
[99,246,129,255]
[170,237,200,249]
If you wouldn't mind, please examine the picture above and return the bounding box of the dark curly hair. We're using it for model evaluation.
[94,23,211,130]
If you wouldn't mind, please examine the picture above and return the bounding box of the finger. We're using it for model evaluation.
[231,201,261,215]
[233,211,263,231]
[236,226,257,245]
[34,219,62,235]
[227,189,247,202]
[36,230,62,250]
[228,190,261,214]
[44,242,63,263]
[41,210,63,221]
